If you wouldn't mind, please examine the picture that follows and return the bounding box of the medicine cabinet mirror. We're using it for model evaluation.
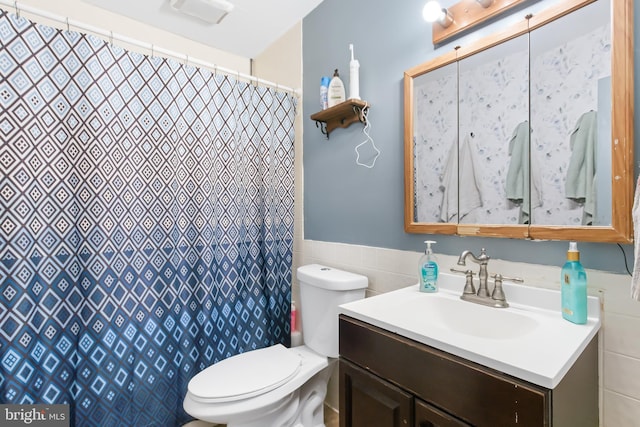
[404,0,633,243]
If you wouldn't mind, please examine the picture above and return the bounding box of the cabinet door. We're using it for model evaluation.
[340,359,413,427]
[415,399,472,427]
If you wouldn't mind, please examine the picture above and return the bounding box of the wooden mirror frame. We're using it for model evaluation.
[404,0,633,243]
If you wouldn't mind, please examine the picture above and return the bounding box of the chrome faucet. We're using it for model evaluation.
[455,248,520,308]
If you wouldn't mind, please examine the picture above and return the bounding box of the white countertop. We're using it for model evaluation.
[338,273,601,389]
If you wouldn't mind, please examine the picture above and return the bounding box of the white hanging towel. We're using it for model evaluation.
[439,135,483,222]
[458,134,484,220]
[439,140,458,222]
[632,175,640,300]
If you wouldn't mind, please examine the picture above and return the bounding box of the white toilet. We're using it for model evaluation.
[183,264,368,427]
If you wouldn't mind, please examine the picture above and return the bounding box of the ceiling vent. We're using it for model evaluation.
[169,0,234,25]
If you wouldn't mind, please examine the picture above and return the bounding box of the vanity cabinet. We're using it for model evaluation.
[339,315,598,427]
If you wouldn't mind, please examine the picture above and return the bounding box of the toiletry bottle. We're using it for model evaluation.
[291,301,297,332]
[561,241,587,324]
[418,240,439,293]
[327,69,346,108]
[320,76,330,110]
[349,44,360,100]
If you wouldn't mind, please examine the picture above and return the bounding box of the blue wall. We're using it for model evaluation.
[302,0,638,274]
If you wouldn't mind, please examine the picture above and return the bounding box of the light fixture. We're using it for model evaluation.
[422,1,454,28]
[170,0,234,25]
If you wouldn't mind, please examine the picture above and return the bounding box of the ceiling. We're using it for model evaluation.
[82,0,325,58]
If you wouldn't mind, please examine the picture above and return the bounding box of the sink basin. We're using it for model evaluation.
[338,272,601,388]
[411,296,539,339]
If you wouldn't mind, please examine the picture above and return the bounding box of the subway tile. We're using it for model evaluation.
[604,351,640,401]
[365,269,416,295]
[604,313,640,358]
[602,278,640,316]
[603,390,640,427]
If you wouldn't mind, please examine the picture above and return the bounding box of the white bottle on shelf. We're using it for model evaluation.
[327,69,345,108]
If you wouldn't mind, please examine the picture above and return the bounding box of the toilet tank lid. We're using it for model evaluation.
[296,264,368,291]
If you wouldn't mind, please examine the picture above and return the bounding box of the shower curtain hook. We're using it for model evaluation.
[151,44,154,58]
[14,1,19,17]
[65,18,70,32]
[109,31,113,46]
[185,54,189,66]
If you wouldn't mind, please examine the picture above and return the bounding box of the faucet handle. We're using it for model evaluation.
[450,268,476,295]
[491,274,507,303]
[490,273,524,284]
[490,273,523,306]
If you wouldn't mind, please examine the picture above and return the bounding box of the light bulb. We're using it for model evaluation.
[422,1,444,22]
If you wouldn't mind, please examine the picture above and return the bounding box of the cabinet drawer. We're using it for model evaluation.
[339,315,550,427]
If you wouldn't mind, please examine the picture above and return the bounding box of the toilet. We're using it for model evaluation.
[183,264,368,427]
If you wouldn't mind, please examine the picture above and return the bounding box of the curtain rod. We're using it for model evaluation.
[0,0,301,96]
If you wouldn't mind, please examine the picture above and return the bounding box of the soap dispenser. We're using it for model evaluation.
[561,241,587,324]
[418,240,439,293]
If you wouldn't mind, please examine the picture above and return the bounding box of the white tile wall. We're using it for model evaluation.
[294,239,640,426]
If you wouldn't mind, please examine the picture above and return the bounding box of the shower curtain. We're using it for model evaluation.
[0,9,295,427]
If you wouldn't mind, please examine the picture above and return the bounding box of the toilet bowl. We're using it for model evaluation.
[183,264,368,427]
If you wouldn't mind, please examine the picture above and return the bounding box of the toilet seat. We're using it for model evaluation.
[188,344,302,403]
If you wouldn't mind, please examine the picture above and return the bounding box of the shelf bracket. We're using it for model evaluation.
[315,120,328,137]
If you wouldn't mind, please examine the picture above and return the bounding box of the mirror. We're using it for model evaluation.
[404,0,633,243]
[529,0,611,227]
[458,34,529,226]
[412,62,458,225]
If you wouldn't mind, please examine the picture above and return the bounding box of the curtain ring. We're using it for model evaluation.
[14,1,19,17]
[66,18,70,32]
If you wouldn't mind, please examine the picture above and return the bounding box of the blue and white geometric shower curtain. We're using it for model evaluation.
[0,9,295,426]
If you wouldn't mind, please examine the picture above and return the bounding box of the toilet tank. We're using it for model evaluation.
[296,264,367,358]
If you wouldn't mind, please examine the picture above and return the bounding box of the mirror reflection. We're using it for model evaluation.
[458,35,529,225]
[413,63,458,224]
[529,0,611,226]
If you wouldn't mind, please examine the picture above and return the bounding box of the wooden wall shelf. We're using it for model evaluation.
[310,99,369,139]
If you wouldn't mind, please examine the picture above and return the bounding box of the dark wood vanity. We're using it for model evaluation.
[339,315,598,427]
